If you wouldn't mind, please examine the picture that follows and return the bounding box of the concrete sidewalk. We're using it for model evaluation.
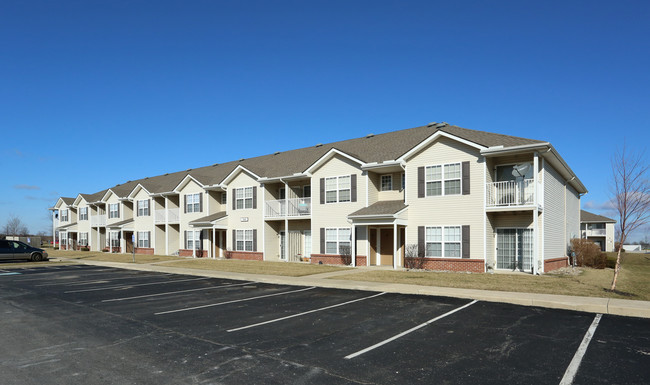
[55,258,650,318]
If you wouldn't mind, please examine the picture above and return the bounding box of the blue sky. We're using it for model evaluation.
[1,1,648,239]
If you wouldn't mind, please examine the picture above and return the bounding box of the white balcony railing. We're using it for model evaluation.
[585,228,607,236]
[154,208,180,224]
[265,198,311,218]
[486,179,535,207]
[90,215,106,226]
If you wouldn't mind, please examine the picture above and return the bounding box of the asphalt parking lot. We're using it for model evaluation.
[1,264,648,384]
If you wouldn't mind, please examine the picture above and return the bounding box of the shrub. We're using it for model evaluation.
[404,244,425,270]
[81,247,90,251]
[570,238,607,269]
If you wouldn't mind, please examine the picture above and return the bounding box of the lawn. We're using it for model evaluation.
[46,249,183,264]
[333,252,650,301]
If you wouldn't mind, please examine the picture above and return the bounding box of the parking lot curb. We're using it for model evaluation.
[55,258,650,319]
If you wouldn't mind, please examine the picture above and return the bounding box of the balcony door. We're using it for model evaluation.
[496,228,533,272]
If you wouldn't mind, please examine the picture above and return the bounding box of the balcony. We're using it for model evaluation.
[584,228,606,237]
[486,179,535,209]
[90,215,106,227]
[154,208,180,224]
[265,198,311,219]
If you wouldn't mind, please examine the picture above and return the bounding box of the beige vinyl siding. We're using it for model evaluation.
[178,180,207,250]
[76,200,91,247]
[226,171,263,253]
[207,190,221,213]
[105,192,121,225]
[566,184,580,245]
[367,172,379,206]
[543,162,566,260]
[132,189,154,248]
[377,172,404,201]
[154,225,165,253]
[405,136,485,259]
[311,154,365,255]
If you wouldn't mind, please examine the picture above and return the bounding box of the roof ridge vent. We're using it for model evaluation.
[212,163,219,167]
[239,158,245,162]
[366,133,375,138]
[427,122,437,127]
[274,151,280,155]
[315,143,323,147]
[435,122,448,128]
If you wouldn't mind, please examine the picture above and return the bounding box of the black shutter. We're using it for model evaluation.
[232,229,236,251]
[351,174,357,202]
[418,226,425,258]
[148,231,151,248]
[320,228,325,254]
[184,195,188,213]
[148,199,151,216]
[462,225,470,258]
[199,193,203,212]
[418,167,425,198]
[252,229,257,252]
[232,189,236,210]
[252,187,257,209]
[184,231,187,249]
[320,178,325,204]
[462,161,470,195]
[117,204,120,218]
[199,230,204,250]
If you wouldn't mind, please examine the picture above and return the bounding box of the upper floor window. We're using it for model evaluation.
[303,185,311,198]
[109,203,119,219]
[60,209,69,222]
[185,193,201,213]
[235,187,253,209]
[401,173,406,191]
[425,226,461,258]
[325,175,351,203]
[381,175,393,191]
[137,199,150,216]
[79,207,88,221]
[426,163,461,196]
[325,228,351,255]
[221,192,227,205]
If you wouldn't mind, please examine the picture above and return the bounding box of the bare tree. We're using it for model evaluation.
[3,215,29,236]
[609,144,650,291]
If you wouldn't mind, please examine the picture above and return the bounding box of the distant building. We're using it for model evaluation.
[580,210,616,252]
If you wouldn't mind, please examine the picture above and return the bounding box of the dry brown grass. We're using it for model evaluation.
[165,259,350,277]
[334,252,650,301]
[47,249,183,264]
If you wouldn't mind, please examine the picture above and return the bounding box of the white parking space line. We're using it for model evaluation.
[64,277,211,293]
[227,292,386,332]
[155,286,316,315]
[102,281,254,302]
[36,273,174,287]
[13,269,119,281]
[559,313,602,385]
[344,300,478,360]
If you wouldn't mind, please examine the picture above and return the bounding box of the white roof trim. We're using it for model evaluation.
[172,174,205,193]
[127,183,152,199]
[100,189,117,202]
[72,194,87,206]
[398,131,487,161]
[221,165,261,186]
[304,148,365,174]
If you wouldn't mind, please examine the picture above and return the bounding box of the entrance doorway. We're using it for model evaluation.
[496,228,533,271]
[379,229,394,266]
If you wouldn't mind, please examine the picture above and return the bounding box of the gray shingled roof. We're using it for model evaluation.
[68,123,544,200]
[61,197,76,205]
[349,200,408,217]
[189,211,227,225]
[106,219,134,228]
[581,210,616,223]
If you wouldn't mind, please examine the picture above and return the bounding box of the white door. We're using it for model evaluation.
[304,230,312,259]
[496,229,533,272]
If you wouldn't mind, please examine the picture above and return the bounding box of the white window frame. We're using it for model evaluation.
[425,226,462,258]
[325,175,351,204]
[109,203,119,219]
[185,193,200,213]
[137,231,150,248]
[221,192,227,205]
[235,229,253,251]
[109,231,120,248]
[137,200,150,216]
[235,187,253,210]
[381,175,393,191]
[60,209,68,222]
[186,230,200,250]
[79,232,88,246]
[325,227,351,255]
[425,162,461,197]
[79,207,88,221]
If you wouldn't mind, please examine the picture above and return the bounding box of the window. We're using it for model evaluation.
[137,200,150,216]
[79,232,88,246]
[137,231,150,248]
[235,229,254,251]
[221,192,227,205]
[186,193,201,213]
[425,163,461,196]
[401,173,406,191]
[186,230,200,250]
[325,176,351,203]
[381,175,392,191]
[109,232,120,248]
[79,207,88,221]
[325,228,351,255]
[60,209,68,222]
[235,187,253,209]
[303,185,311,198]
[109,203,119,219]
[425,226,461,258]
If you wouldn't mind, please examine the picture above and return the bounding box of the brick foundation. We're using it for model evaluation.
[544,257,569,272]
[227,251,263,261]
[135,248,154,255]
[310,254,352,265]
[355,255,367,266]
[405,257,485,273]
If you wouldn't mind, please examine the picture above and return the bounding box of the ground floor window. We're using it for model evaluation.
[137,231,150,248]
[325,228,351,254]
[109,232,120,248]
[235,229,253,251]
[425,226,461,257]
[186,230,200,250]
[79,232,88,247]
[60,232,67,246]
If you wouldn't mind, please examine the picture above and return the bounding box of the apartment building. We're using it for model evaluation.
[50,122,587,273]
[580,210,616,252]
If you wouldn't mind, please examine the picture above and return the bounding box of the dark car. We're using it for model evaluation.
[0,240,48,261]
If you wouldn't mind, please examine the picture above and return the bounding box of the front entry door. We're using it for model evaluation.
[379,229,393,266]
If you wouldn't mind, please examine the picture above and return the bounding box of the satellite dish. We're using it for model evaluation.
[512,163,532,178]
